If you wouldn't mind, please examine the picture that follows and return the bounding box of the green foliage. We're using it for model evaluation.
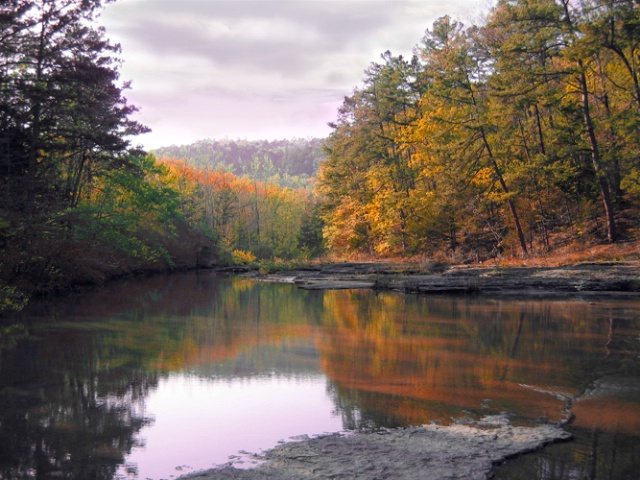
[256,257,311,275]
[0,283,27,314]
[0,0,148,217]
[1,153,214,296]
[0,3,216,299]
[62,153,211,276]
[621,170,640,198]
[298,203,326,258]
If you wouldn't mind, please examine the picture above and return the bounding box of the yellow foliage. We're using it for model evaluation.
[471,167,495,188]
[232,250,256,265]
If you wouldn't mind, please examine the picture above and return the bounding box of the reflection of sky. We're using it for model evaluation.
[118,373,342,479]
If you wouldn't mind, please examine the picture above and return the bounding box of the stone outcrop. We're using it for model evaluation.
[255,262,640,296]
[182,415,571,480]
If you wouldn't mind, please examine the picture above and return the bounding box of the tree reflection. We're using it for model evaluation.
[0,329,155,479]
[316,291,640,428]
[0,273,323,479]
[494,427,640,480]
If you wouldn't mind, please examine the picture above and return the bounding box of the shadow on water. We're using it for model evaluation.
[0,271,638,479]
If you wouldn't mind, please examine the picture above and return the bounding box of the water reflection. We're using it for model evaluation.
[120,373,341,479]
[0,272,638,479]
[0,316,153,479]
[319,291,640,428]
[495,427,640,480]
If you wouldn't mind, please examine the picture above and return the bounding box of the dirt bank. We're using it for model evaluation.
[249,261,640,296]
[181,415,571,480]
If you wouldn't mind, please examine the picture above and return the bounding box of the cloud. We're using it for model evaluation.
[102,0,483,148]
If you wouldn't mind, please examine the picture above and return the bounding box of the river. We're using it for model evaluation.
[0,271,638,479]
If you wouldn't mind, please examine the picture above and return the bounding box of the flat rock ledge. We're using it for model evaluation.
[181,419,571,480]
[254,261,640,296]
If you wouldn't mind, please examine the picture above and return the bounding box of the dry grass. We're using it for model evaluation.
[491,241,640,267]
[315,240,640,269]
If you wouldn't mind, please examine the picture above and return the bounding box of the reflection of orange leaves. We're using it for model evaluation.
[316,292,622,425]
[572,396,640,434]
[318,329,568,423]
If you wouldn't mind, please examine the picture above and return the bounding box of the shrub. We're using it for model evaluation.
[232,250,257,265]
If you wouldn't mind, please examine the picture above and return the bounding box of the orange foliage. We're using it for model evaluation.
[158,157,315,259]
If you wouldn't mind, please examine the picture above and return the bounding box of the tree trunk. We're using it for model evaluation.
[561,0,617,242]
[578,62,617,242]
[480,127,529,256]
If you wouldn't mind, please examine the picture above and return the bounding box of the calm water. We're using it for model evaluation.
[0,272,639,479]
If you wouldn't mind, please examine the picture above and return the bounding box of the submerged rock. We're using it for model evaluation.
[182,420,571,480]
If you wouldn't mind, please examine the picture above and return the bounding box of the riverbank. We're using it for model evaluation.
[244,260,640,297]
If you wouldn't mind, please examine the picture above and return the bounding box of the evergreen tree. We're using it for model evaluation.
[0,0,146,218]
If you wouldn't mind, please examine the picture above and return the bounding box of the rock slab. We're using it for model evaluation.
[182,421,571,480]
[255,262,640,296]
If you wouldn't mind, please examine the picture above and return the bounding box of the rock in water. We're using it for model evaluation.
[182,420,571,480]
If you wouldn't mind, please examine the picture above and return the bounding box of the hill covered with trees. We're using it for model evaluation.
[156,158,324,263]
[153,138,325,188]
[149,140,327,264]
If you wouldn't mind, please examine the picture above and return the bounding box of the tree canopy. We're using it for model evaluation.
[319,0,640,260]
[0,0,214,310]
[153,138,325,188]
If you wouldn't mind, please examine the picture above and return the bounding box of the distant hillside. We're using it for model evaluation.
[152,138,326,185]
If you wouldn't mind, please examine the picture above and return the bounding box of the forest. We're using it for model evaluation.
[1,0,639,313]
[319,0,640,260]
[158,157,324,263]
[0,1,214,311]
[153,138,325,188]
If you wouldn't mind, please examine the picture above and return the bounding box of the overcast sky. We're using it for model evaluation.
[101,0,487,150]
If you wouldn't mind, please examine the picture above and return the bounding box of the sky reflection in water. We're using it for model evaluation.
[120,373,341,479]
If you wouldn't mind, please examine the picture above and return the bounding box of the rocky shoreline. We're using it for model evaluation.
[248,261,640,296]
[182,415,571,480]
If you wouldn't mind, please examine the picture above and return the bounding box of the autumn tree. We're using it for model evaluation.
[420,17,529,256]
[0,1,213,306]
[320,52,422,256]
[484,0,570,251]
[162,159,316,261]
[319,0,639,261]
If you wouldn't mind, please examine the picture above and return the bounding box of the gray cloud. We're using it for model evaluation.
[102,0,483,148]
[109,1,416,73]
